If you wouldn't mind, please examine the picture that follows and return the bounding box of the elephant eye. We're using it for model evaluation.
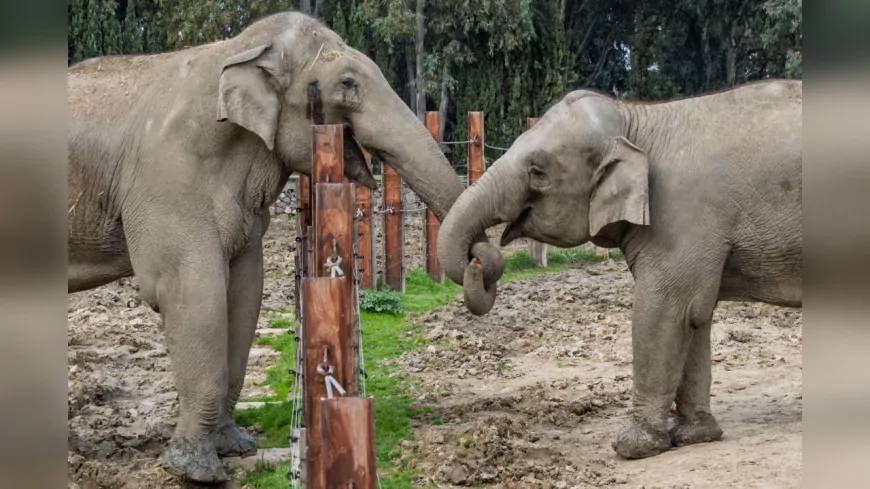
[529,165,545,177]
[340,77,357,89]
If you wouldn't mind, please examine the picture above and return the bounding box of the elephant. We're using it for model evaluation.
[67,11,502,483]
[437,80,802,459]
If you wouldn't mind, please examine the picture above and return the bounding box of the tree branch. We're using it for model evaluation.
[588,25,617,84]
[572,12,600,68]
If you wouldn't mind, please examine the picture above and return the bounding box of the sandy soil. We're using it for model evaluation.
[67,204,802,488]
[394,263,802,488]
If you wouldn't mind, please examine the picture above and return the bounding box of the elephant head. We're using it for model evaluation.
[438,90,650,314]
[214,12,503,281]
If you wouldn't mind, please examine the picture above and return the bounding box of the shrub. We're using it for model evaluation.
[359,288,404,314]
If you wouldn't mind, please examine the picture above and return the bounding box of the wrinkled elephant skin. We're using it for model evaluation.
[438,80,802,459]
[67,11,498,483]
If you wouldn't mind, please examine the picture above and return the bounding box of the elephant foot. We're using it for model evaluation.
[612,419,671,460]
[161,437,227,483]
[215,423,258,458]
[668,413,723,447]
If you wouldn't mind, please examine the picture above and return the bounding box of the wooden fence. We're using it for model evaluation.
[293,124,377,488]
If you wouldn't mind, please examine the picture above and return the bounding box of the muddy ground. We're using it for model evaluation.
[68,207,802,488]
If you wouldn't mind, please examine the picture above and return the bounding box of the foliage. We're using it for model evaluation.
[359,287,404,314]
[68,0,802,167]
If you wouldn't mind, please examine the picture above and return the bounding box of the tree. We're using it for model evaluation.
[68,0,802,172]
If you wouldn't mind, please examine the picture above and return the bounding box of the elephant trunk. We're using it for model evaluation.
[437,159,526,313]
[352,97,504,287]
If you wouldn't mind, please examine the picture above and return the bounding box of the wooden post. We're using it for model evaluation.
[525,117,548,268]
[424,112,444,283]
[301,123,377,489]
[295,175,311,320]
[302,277,353,489]
[310,124,346,234]
[467,111,484,187]
[321,397,377,488]
[355,149,376,290]
[312,183,357,397]
[382,163,405,292]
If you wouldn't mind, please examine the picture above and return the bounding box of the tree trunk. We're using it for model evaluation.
[726,35,737,87]
[415,0,426,122]
[438,58,450,142]
[701,22,713,91]
[405,43,417,113]
[301,0,311,15]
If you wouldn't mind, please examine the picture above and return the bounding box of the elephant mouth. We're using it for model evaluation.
[500,207,531,246]
[341,124,378,190]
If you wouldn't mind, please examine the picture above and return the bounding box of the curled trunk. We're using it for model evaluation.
[462,258,496,315]
[352,95,504,286]
[437,160,525,313]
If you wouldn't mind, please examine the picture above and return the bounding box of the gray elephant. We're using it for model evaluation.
[67,11,501,483]
[438,80,802,459]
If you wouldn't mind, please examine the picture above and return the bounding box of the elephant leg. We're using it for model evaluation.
[669,317,723,446]
[145,251,230,482]
[613,255,723,460]
[214,241,263,458]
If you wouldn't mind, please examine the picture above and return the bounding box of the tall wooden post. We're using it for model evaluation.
[295,175,311,320]
[424,112,444,283]
[525,117,548,268]
[355,149,376,290]
[467,111,484,187]
[382,163,405,292]
[302,277,352,489]
[302,124,376,489]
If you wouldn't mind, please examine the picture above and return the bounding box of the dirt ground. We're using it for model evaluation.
[67,209,802,488]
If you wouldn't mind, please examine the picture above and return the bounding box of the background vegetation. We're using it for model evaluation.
[68,0,801,171]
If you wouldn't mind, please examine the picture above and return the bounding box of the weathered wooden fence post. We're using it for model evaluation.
[382,163,405,292]
[321,397,377,488]
[424,112,444,283]
[467,111,484,187]
[302,124,377,489]
[355,149,375,290]
[525,117,548,267]
[295,174,311,320]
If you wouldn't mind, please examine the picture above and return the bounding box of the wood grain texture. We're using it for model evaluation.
[310,124,345,234]
[302,277,353,489]
[467,111,484,187]
[525,117,548,267]
[424,112,444,284]
[295,175,311,321]
[321,397,377,489]
[383,163,405,292]
[312,183,357,397]
[355,149,375,290]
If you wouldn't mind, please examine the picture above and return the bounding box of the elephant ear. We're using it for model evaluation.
[588,136,650,240]
[217,44,281,150]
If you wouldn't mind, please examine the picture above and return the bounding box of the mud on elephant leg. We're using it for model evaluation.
[137,248,230,483]
[669,318,723,446]
[613,256,724,459]
[612,298,687,459]
[613,264,719,459]
[215,241,264,459]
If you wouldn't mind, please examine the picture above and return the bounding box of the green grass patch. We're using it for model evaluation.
[239,461,293,487]
[234,401,294,448]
